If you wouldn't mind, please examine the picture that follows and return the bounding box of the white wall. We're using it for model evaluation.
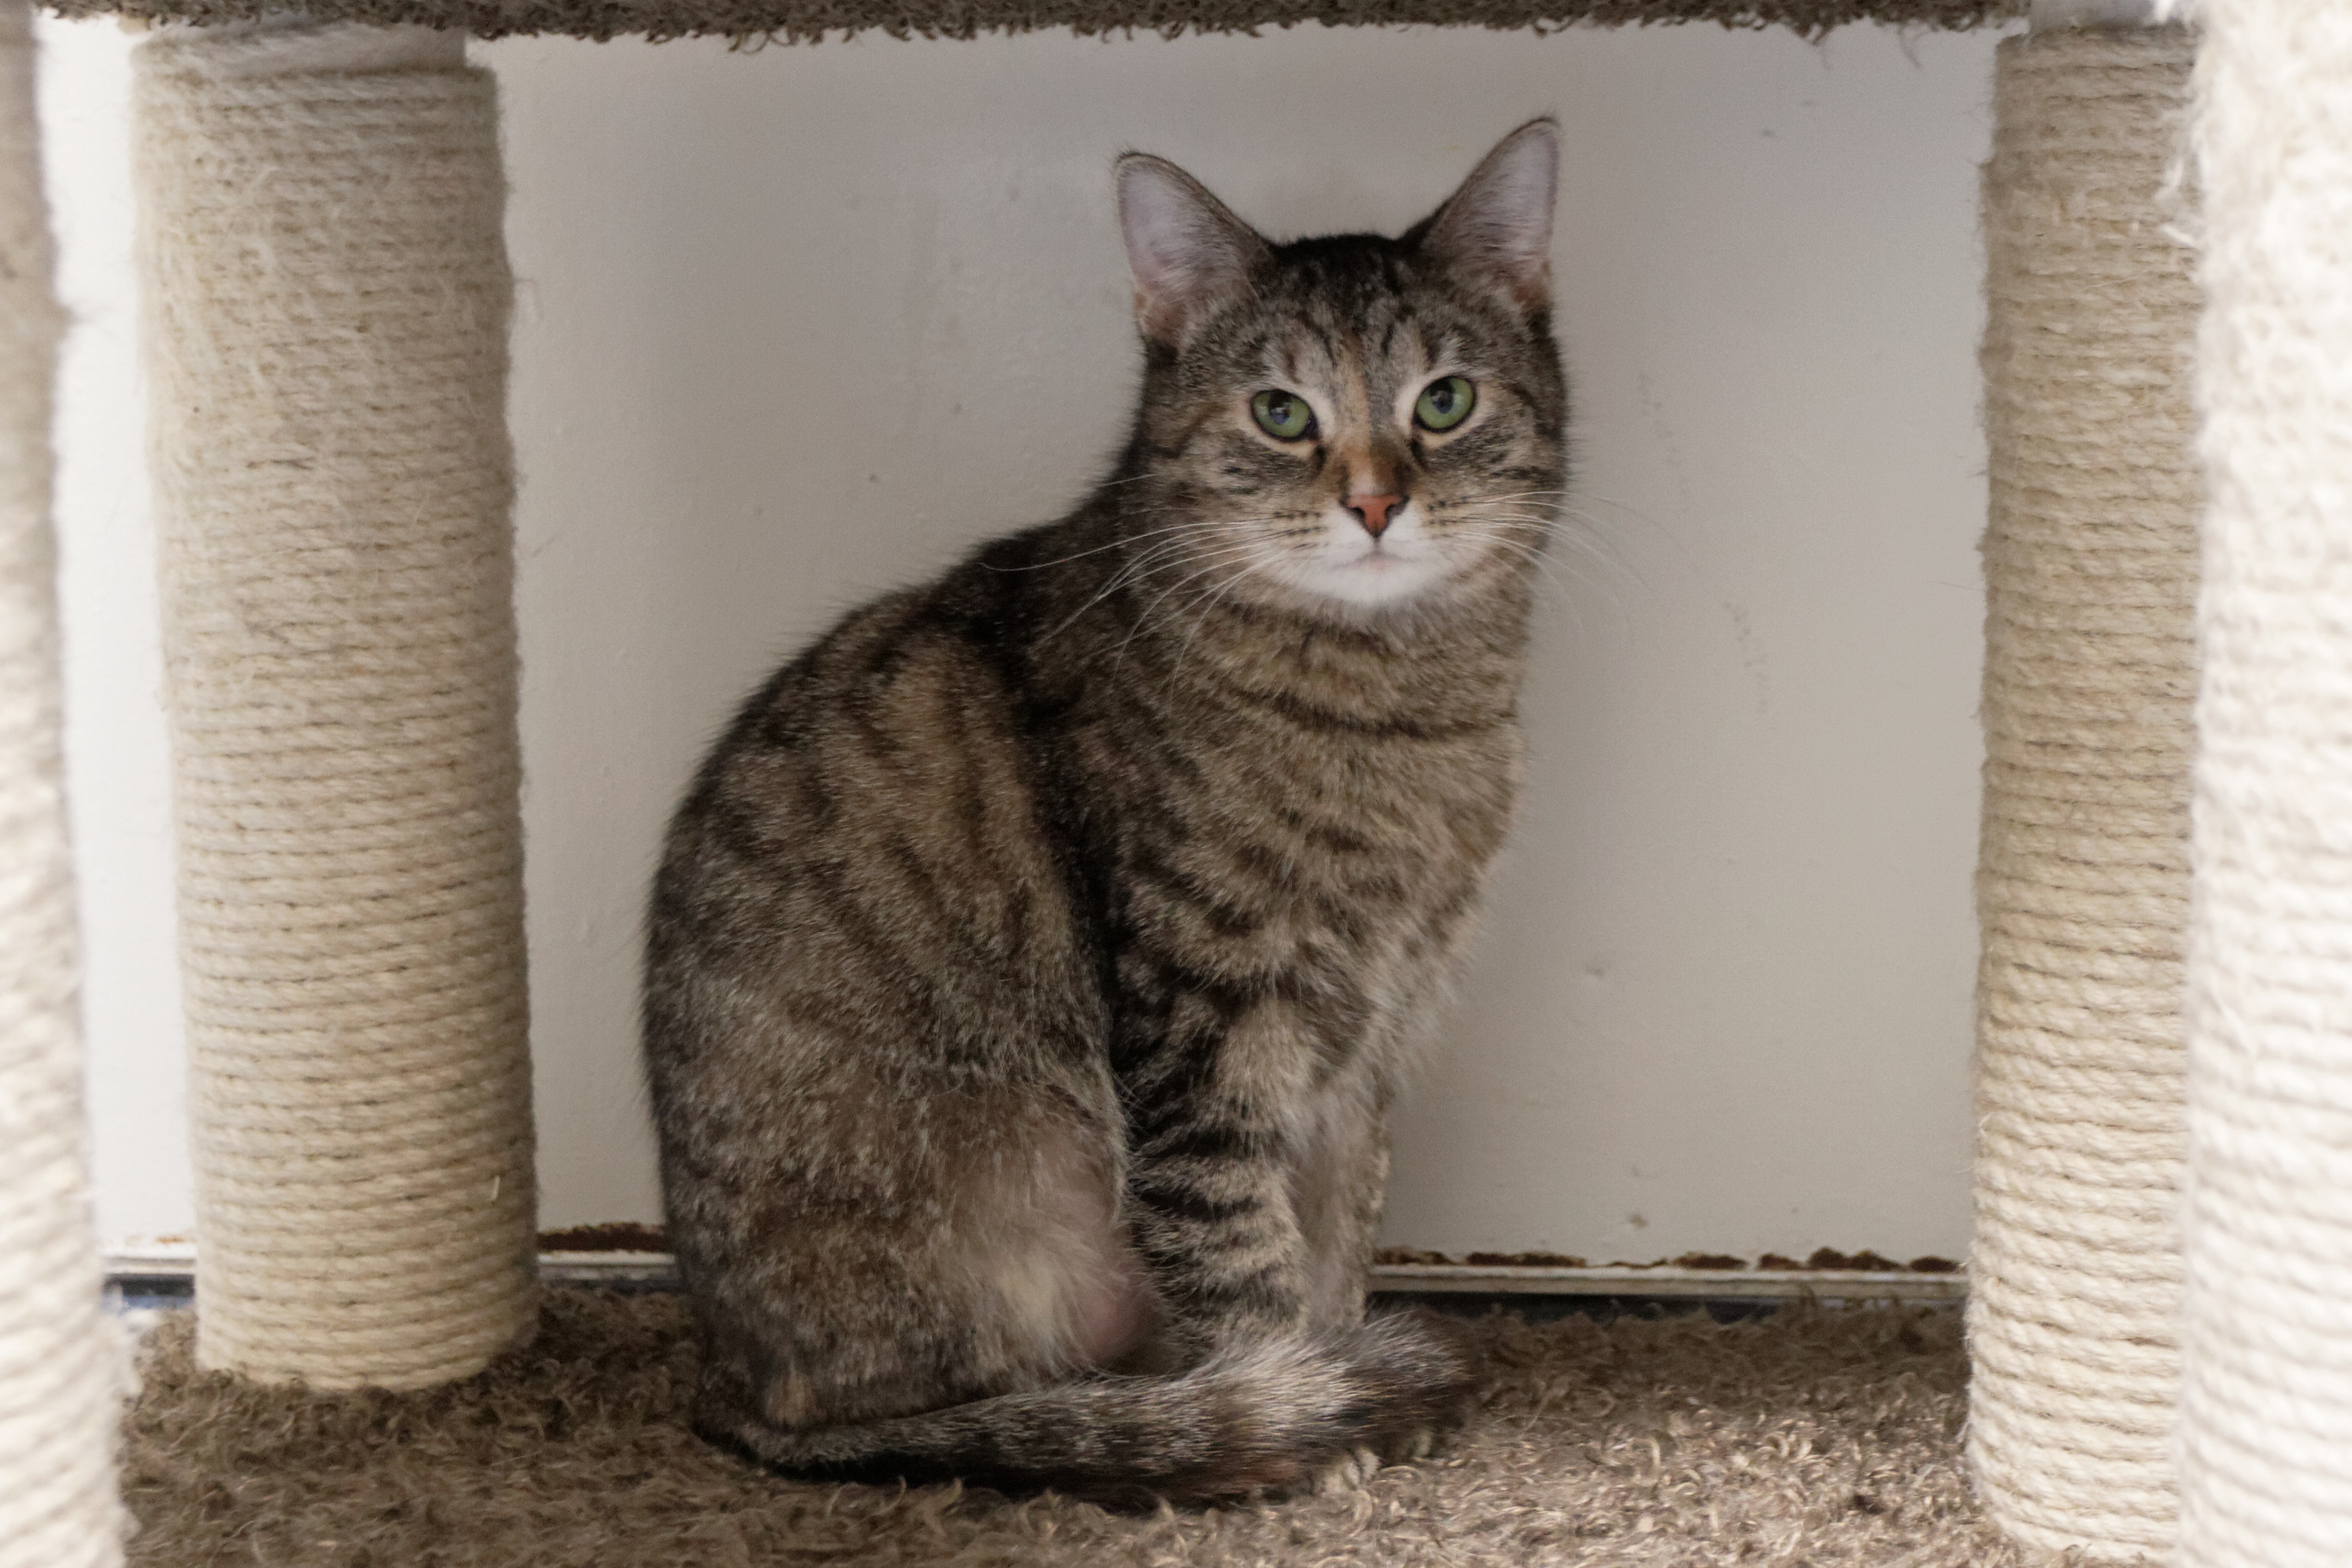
[39,15,185,1248]
[46,16,2002,1262]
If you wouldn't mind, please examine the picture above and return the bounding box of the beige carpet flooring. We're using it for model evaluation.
[120,1286,2138,1566]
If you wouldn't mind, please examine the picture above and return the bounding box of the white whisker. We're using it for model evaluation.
[1111,543,1273,669]
[1166,559,1267,692]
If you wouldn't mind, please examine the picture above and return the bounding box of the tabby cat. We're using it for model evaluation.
[644,119,1567,1505]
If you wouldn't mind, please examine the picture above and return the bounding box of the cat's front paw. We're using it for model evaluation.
[1307,1421,1449,1495]
[1309,1445,1384,1495]
[1384,1423,1441,1466]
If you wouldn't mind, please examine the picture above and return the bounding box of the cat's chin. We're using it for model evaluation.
[1274,551,1465,616]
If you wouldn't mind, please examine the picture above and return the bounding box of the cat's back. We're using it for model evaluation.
[644,515,1111,1081]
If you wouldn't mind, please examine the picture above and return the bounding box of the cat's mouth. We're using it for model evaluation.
[1287,535,1454,610]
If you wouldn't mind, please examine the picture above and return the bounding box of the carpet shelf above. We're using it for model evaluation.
[44,0,2019,43]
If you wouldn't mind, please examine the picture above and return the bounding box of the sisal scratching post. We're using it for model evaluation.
[0,3,128,1563]
[2176,4,2352,1562]
[134,19,537,1390]
[1968,22,2200,1559]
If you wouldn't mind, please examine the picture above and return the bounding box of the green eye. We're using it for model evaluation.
[1414,376,1476,432]
[1251,389,1316,442]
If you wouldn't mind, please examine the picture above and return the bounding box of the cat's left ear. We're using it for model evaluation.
[1117,154,1269,347]
[1413,119,1560,311]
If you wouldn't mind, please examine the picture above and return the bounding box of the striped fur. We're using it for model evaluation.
[644,121,1566,1505]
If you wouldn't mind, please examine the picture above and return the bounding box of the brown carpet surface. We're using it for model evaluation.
[121,1286,2143,1566]
[45,0,2019,44]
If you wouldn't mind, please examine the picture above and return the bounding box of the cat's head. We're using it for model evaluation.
[1115,120,1566,620]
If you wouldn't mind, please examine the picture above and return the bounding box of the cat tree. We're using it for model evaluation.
[0,9,124,1564]
[1970,21,2197,1555]
[2,0,2346,1563]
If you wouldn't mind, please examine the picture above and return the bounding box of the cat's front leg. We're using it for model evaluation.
[1117,984,1482,1484]
[1291,1074,1390,1335]
[1113,973,1322,1361]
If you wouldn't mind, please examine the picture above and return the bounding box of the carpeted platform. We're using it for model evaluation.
[118,1285,2140,1566]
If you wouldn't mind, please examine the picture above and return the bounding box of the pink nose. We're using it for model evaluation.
[1348,493,1404,539]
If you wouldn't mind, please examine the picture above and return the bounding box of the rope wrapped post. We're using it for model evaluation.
[1967,18,2201,1559]
[2178,5,2352,1562]
[133,19,537,1389]
[0,2,128,1561]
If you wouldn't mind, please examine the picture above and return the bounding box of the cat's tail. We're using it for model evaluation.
[709,1309,1480,1507]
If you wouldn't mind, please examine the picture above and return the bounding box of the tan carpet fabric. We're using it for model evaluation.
[121,1287,2134,1566]
[47,0,2019,44]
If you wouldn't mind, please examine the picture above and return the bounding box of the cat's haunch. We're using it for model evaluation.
[643,119,1566,1505]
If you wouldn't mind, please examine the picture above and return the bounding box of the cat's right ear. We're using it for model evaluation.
[1117,155,1267,348]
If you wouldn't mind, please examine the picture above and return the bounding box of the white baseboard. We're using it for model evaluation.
[105,1244,1966,1301]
